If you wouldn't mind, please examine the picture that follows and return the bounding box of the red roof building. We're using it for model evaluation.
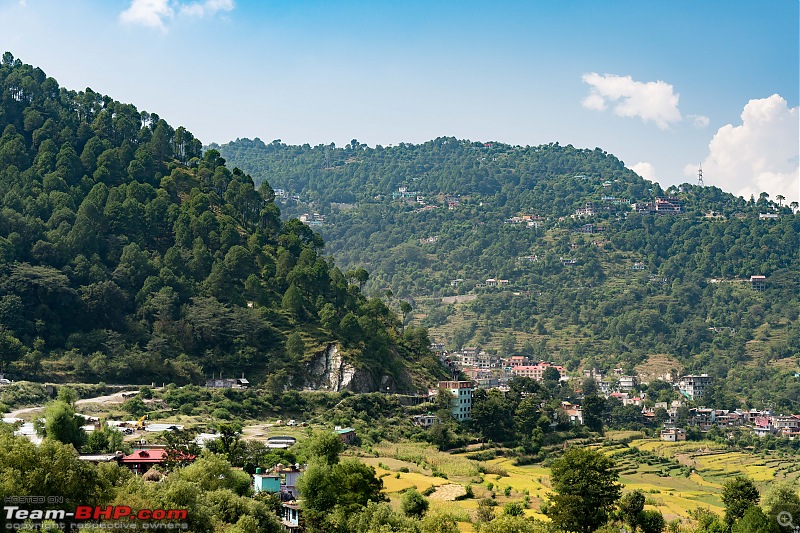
[121,449,195,475]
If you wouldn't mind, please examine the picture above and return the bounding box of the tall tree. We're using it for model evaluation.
[546,447,621,533]
[722,476,761,527]
[35,400,86,449]
[618,489,646,532]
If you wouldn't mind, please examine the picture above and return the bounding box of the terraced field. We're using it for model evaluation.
[364,435,800,528]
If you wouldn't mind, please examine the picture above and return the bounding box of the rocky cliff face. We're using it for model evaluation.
[304,344,378,392]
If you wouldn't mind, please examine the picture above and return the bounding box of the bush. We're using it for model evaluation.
[401,489,429,518]
[211,408,233,420]
[503,502,524,516]
[121,396,147,417]
[455,485,473,501]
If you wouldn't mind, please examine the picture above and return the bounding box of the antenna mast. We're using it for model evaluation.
[697,165,704,186]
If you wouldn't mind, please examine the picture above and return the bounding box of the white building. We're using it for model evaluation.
[679,374,713,400]
[438,381,473,421]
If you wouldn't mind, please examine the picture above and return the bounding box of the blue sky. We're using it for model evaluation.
[1,0,798,201]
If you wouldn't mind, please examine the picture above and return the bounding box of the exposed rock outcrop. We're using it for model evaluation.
[304,344,376,392]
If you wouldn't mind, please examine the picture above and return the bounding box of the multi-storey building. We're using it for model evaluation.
[438,381,473,421]
[679,374,713,400]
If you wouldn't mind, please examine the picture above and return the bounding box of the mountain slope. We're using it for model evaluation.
[214,137,800,409]
[0,53,444,391]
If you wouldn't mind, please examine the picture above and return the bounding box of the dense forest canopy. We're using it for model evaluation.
[214,137,799,410]
[0,53,442,390]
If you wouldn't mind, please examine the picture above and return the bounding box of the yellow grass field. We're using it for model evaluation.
[363,436,800,527]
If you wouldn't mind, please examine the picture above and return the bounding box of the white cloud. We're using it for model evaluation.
[120,0,173,30]
[581,93,606,111]
[685,94,799,203]
[629,162,657,182]
[120,0,234,30]
[581,73,682,129]
[179,0,234,18]
[688,114,710,128]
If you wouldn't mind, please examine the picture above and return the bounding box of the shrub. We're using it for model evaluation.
[401,489,429,518]
[211,408,233,420]
[455,485,474,501]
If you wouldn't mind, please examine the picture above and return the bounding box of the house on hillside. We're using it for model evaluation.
[205,376,249,389]
[617,375,637,391]
[508,355,531,367]
[655,196,682,214]
[281,502,302,531]
[574,203,596,218]
[749,275,766,292]
[335,427,356,445]
[660,427,686,442]
[562,402,584,424]
[412,414,440,427]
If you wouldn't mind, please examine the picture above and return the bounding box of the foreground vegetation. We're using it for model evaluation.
[4,418,800,533]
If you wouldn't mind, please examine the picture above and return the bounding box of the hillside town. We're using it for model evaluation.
[423,347,800,440]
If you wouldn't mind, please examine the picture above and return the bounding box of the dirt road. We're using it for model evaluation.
[4,390,132,419]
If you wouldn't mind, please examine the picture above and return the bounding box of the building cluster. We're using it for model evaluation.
[572,198,627,219]
[655,406,800,440]
[393,186,427,207]
[273,189,301,203]
[583,369,713,402]
[632,196,682,215]
[298,213,325,227]
[575,223,605,234]
[424,355,800,441]
[505,214,545,228]
[582,368,640,395]
[439,348,568,391]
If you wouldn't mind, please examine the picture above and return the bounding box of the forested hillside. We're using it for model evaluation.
[0,53,443,390]
[215,138,800,409]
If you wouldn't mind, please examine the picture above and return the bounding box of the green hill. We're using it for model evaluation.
[0,53,444,391]
[213,137,800,409]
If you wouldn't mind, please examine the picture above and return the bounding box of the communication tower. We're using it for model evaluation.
[697,165,704,186]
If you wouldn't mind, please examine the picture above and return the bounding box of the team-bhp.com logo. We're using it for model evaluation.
[4,504,188,530]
